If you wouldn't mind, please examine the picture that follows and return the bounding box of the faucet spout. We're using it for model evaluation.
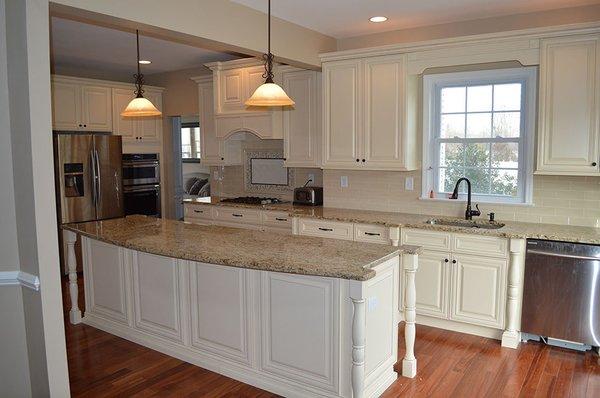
[451,178,481,220]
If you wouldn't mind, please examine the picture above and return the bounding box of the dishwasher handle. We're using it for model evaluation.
[527,249,600,262]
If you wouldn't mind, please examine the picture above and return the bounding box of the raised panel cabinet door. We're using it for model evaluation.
[283,70,319,166]
[413,250,449,318]
[136,91,163,142]
[538,35,600,174]
[111,88,136,140]
[450,254,506,329]
[322,60,362,168]
[189,262,252,365]
[260,272,339,392]
[81,85,112,131]
[218,68,245,113]
[246,65,267,102]
[131,251,184,342]
[51,80,81,130]
[198,83,224,165]
[363,55,406,169]
[82,238,129,324]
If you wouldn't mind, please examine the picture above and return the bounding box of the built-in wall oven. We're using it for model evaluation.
[122,153,161,217]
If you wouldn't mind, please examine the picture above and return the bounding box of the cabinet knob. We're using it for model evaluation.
[592,162,597,166]
[444,259,449,263]
[361,159,365,162]
[356,159,359,162]
[221,157,224,161]
[78,124,82,127]
[452,259,457,264]
[83,124,87,127]
[283,158,286,161]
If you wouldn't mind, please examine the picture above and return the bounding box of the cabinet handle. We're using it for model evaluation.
[452,259,457,264]
[193,210,204,213]
[593,162,597,166]
[444,259,449,263]
[318,227,333,232]
[232,213,243,217]
[275,217,288,221]
[361,159,365,162]
[364,232,380,236]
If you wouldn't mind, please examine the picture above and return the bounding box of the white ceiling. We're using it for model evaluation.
[50,17,241,79]
[232,0,600,38]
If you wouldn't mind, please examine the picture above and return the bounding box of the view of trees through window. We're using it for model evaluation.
[436,83,522,197]
[181,123,200,160]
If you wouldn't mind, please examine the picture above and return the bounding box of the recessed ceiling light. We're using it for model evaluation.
[138,60,151,64]
[369,16,388,23]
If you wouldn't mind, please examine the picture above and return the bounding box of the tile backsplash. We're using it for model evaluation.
[324,170,600,227]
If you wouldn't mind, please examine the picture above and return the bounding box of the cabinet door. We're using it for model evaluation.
[198,83,224,165]
[218,68,245,113]
[363,55,407,169]
[322,60,362,168]
[413,250,449,319]
[246,65,266,103]
[136,91,162,142]
[450,254,506,329]
[537,35,600,174]
[131,251,184,342]
[111,88,136,140]
[81,85,112,131]
[283,70,320,167]
[51,81,81,130]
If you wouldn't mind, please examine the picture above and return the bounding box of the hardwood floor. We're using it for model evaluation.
[63,275,600,397]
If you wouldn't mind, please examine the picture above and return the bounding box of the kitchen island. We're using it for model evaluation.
[62,215,420,398]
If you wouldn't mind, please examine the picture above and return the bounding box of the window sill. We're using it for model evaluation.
[418,196,534,207]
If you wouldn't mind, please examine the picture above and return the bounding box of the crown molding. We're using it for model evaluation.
[0,271,41,291]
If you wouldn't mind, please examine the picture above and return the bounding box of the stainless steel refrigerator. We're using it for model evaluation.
[54,132,124,224]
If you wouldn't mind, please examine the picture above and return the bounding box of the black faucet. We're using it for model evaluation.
[450,178,481,220]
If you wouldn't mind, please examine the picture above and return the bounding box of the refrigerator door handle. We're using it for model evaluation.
[91,149,98,207]
[94,149,101,207]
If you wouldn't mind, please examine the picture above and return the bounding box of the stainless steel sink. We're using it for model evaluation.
[424,218,505,230]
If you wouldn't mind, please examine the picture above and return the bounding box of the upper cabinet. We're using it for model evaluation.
[206,59,283,139]
[282,68,321,168]
[322,54,418,171]
[537,34,600,175]
[52,77,112,132]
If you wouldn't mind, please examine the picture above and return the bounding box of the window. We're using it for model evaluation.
[422,67,536,204]
[181,122,201,161]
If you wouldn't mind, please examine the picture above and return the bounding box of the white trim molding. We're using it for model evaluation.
[0,271,41,291]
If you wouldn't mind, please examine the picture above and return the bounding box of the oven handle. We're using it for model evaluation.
[123,184,160,193]
[122,162,160,168]
[527,249,600,262]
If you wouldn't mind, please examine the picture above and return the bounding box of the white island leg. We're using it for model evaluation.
[502,238,526,348]
[402,251,418,378]
[64,230,82,324]
[349,283,366,398]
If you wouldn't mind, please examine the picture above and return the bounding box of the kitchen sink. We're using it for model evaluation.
[424,218,505,230]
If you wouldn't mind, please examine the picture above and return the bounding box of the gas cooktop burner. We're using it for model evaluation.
[221,196,287,205]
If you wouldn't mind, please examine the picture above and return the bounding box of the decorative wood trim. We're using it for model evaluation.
[0,271,40,291]
[502,238,526,349]
[65,229,82,324]
[52,74,164,92]
[349,281,366,398]
[401,252,418,378]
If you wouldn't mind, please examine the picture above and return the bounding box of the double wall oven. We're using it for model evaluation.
[122,153,161,217]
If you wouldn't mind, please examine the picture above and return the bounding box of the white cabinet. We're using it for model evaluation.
[322,54,417,171]
[296,218,355,241]
[282,68,321,167]
[184,204,293,234]
[112,88,163,144]
[196,79,223,165]
[51,77,112,131]
[537,35,600,175]
[401,229,507,329]
[130,251,185,342]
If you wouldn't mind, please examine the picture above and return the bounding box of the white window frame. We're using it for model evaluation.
[422,67,537,205]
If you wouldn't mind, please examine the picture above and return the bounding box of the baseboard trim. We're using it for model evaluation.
[0,271,40,291]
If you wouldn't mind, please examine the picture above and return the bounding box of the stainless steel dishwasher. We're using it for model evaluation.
[522,239,600,350]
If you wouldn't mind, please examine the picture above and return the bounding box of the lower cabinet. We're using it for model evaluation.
[413,250,449,319]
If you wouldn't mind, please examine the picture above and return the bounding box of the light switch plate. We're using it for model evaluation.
[341,176,348,188]
[405,177,414,191]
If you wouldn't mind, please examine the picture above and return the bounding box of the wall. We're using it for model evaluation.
[146,66,211,117]
[337,4,600,51]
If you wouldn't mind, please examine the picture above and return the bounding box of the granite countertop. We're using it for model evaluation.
[63,215,420,281]
[184,197,600,245]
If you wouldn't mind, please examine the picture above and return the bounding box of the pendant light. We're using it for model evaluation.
[121,30,162,117]
[245,0,295,107]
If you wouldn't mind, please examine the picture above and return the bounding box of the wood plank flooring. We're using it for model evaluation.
[63,275,600,397]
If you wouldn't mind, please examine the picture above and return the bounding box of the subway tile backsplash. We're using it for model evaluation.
[323,170,600,227]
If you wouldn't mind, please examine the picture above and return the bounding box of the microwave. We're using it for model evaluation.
[293,187,323,206]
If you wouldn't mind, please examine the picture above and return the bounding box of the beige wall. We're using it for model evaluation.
[146,66,210,117]
[50,0,336,69]
[337,4,600,51]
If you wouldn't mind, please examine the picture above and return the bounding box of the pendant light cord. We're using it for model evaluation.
[134,29,145,98]
[262,0,274,84]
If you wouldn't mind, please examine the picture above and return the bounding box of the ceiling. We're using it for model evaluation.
[50,17,241,80]
[232,0,600,38]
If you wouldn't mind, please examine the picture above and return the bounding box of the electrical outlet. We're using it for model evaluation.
[308,173,315,185]
[340,176,348,188]
[405,177,414,191]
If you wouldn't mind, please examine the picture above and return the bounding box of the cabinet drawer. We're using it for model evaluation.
[453,234,508,258]
[184,204,213,220]
[401,228,451,251]
[353,223,389,244]
[261,211,292,229]
[213,207,261,225]
[297,218,354,240]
